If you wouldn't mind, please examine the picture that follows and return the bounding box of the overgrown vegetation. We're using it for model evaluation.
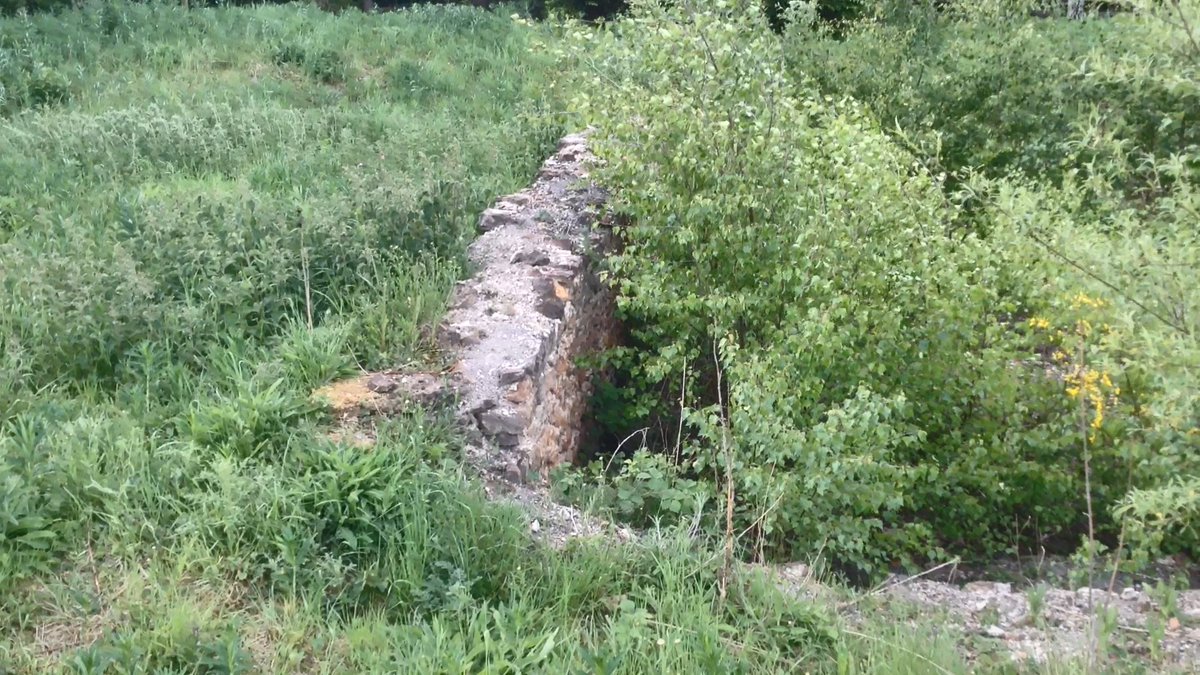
[790,0,1200,570]
[553,0,1200,584]
[5,0,1200,671]
[0,2,1002,673]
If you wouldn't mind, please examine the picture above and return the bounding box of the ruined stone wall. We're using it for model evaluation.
[437,133,620,482]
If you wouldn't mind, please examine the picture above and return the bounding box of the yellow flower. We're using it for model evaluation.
[1028,317,1051,330]
[1064,362,1118,437]
[1070,292,1107,310]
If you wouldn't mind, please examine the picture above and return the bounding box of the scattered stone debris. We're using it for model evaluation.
[479,473,635,549]
[879,578,1200,667]
[765,558,1200,669]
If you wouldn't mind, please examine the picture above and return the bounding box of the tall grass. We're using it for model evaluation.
[0,2,580,670]
[0,3,1114,673]
[0,1,562,389]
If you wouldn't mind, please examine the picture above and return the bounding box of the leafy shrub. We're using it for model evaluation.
[787,0,1200,564]
[784,2,1198,190]
[561,0,1088,573]
[556,450,713,528]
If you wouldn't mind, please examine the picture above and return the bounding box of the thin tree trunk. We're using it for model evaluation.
[1068,0,1085,20]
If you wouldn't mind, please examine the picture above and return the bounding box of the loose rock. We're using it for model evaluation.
[477,409,523,447]
[366,374,397,394]
[479,207,531,232]
[512,248,552,267]
[498,366,529,386]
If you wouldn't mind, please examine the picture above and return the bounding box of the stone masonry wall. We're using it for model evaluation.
[437,133,619,482]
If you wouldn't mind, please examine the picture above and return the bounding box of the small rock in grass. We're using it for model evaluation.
[984,625,1007,639]
[366,374,397,394]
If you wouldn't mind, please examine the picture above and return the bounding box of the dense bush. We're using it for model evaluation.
[554,0,1200,575]
[788,0,1200,564]
[557,0,1093,574]
[785,1,1199,188]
